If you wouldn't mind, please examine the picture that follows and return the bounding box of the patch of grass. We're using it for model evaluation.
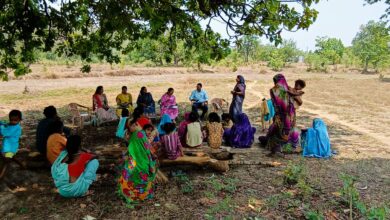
[174,173,194,194]
[283,160,306,185]
[304,210,325,220]
[205,196,234,217]
[339,173,390,219]
[206,176,239,194]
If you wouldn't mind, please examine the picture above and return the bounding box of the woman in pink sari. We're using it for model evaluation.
[92,86,117,124]
[160,88,179,121]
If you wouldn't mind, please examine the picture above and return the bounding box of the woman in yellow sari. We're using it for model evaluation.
[116,86,134,117]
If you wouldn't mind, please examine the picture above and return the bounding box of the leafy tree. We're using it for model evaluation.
[352,21,390,72]
[364,0,390,23]
[237,35,260,63]
[0,0,320,80]
[268,50,284,71]
[305,52,329,72]
[279,39,301,64]
[315,37,344,70]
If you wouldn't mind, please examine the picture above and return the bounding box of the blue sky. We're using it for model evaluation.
[206,0,388,50]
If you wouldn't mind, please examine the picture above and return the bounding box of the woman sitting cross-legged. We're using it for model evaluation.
[51,135,99,198]
[117,119,157,204]
[204,113,224,149]
[186,112,203,148]
[224,113,256,148]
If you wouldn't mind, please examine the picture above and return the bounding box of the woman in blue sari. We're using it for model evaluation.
[229,75,246,123]
[302,118,332,158]
[136,87,156,119]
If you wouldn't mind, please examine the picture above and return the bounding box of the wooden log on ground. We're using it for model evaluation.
[160,156,229,172]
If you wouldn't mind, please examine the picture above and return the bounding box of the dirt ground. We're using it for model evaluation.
[0,64,390,219]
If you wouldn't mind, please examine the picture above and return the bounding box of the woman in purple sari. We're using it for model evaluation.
[229,75,246,123]
[259,74,300,156]
[224,113,256,148]
[160,88,179,121]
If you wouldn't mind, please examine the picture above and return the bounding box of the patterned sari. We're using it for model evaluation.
[266,74,300,153]
[117,130,157,204]
[160,93,179,120]
[229,75,246,123]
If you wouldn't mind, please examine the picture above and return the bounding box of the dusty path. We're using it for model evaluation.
[245,84,390,148]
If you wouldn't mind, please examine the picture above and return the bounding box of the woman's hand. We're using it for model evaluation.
[231,91,235,95]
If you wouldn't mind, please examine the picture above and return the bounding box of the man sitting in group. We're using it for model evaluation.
[189,83,209,119]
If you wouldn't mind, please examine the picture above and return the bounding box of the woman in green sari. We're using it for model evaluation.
[117,119,157,204]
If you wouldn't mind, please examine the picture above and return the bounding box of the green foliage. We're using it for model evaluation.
[207,176,239,194]
[315,37,345,66]
[339,173,390,219]
[174,173,194,194]
[304,52,328,72]
[205,196,234,217]
[283,161,306,185]
[268,50,284,71]
[352,21,390,72]
[304,210,325,220]
[0,0,320,80]
[237,35,260,63]
[279,39,301,63]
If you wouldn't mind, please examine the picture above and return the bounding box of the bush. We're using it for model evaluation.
[268,50,284,71]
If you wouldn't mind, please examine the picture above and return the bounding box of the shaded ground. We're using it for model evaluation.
[0,65,390,219]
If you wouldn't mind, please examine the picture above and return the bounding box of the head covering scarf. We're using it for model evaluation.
[157,114,173,136]
[302,118,331,158]
[117,130,157,203]
[271,74,295,135]
[137,117,151,129]
[264,73,300,153]
[225,113,256,148]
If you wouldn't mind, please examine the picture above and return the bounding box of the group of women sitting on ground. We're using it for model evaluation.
[28,73,331,204]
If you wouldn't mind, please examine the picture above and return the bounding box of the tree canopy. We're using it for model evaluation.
[0,0,320,80]
[352,21,390,72]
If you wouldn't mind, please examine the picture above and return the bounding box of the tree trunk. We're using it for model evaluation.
[363,59,369,73]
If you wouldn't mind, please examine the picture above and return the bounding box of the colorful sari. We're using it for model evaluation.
[160,93,179,120]
[302,118,332,158]
[136,92,156,118]
[117,130,157,204]
[229,75,246,123]
[178,112,191,147]
[266,74,300,153]
[224,113,256,148]
[51,150,99,198]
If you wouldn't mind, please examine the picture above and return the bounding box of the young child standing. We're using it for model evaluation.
[160,123,183,160]
[204,113,224,149]
[0,110,23,179]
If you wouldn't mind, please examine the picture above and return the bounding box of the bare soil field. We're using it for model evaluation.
[0,64,389,219]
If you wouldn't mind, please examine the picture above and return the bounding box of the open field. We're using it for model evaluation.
[0,64,390,219]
